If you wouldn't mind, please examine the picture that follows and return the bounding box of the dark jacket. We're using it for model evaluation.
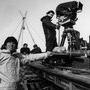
[30,47,42,54]
[41,16,57,51]
[20,47,30,55]
[41,16,56,37]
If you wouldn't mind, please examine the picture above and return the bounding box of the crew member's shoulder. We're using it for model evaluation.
[41,16,49,21]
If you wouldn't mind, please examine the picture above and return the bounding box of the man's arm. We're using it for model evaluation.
[22,52,52,62]
[41,16,56,29]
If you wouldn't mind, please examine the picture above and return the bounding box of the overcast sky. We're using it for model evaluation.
[0,0,90,51]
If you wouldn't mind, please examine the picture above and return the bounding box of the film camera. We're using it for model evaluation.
[56,1,83,28]
[56,1,83,51]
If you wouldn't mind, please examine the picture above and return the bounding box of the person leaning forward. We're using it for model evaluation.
[0,36,52,90]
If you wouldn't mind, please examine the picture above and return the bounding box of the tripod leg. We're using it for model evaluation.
[60,31,67,46]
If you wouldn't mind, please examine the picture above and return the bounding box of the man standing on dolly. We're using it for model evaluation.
[41,10,60,51]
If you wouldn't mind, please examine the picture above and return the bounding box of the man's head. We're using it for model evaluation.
[23,43,28,48]
[46,10,55,18]
[3,36,18,52]
[33,44,38,49]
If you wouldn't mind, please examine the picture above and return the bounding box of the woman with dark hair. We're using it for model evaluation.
[1,36,18,53]
[0,36,51,90]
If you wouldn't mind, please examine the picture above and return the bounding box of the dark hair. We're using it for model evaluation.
[46,10,55,14]
[33,44,37,48]
[23,43,28,46]
[3,36,18,49]
[1,44,5,50]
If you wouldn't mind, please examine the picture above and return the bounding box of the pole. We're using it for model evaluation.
[25,22,36,44]
[58,28,60,47]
